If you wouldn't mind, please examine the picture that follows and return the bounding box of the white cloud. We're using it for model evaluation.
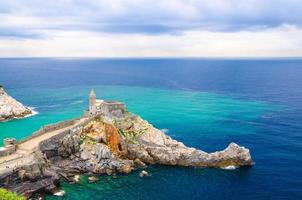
[0,24,301,57]
[0,0,301,57]
[1,0,302,34]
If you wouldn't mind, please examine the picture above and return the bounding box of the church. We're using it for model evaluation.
[88,90,126,118]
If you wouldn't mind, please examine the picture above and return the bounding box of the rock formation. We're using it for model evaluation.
[0,86,33,122]
[0,111,253,198]
[124,116,252,168]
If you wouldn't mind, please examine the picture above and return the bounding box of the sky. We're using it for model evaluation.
[0,0,302,57]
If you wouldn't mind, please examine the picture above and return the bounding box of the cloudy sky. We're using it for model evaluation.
[0,0,302,57]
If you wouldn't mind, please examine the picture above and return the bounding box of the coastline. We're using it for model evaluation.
[0,86,38,123]
[0,93,253,198]
[0,58,301,199]
[0,107,38,123]
[22,107,39,119]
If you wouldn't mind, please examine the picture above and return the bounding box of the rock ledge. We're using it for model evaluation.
[0,109,253,198]
[0,87,34,122]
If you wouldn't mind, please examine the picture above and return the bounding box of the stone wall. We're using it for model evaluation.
[18,118,81,144]
[0,138,17,157]
[0,114,94,158]
[100,101,126,118]
[38,117,93,158]
[0,118,82,158]
[4,138,17,147]
[0,146,16,157]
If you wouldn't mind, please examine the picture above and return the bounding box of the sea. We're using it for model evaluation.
[0,58,301,199]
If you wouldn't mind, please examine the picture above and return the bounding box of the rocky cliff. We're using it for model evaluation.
[124,116,252,168]
[0,113,253,198]
[0,87,33,122]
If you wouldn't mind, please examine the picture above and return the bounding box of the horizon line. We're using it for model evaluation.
[0,56,302,60]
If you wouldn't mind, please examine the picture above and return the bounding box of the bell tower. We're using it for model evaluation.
[89,89,96,115]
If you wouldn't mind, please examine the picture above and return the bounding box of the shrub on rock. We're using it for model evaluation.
[0,188,26,200]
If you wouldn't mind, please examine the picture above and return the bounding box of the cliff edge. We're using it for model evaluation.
[0,86,33,122]
[0,91,253,198]
[0,112,252,198]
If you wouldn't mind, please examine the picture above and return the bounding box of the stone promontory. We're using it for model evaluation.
[0,86,33,122]
[0,90,253,198]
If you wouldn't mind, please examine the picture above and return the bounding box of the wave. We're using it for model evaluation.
[221,165,237,170]
[53,190,65,197]
[161,128,169,133]
[24,107,39,118]
[39,104,62,108]
[70,100,84,105]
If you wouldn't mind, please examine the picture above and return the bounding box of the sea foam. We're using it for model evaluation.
[21,107,39,119]
[161,128,169,133]
[221,165,237,170]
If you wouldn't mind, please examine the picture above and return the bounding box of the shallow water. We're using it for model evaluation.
[0,58,301,199]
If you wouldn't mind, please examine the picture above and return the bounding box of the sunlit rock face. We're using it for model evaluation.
[125,116,253,168]
[81,113,253,169]
[0,109,252,197]
[0,87,33,122]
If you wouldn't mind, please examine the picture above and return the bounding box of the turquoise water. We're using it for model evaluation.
[0,86,278,146]
[1,86,280,200]
[1,58,302,199]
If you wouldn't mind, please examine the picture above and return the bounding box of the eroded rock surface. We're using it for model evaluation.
[0,112,253,197]
[126,116,252,168]
[0,87,33,122]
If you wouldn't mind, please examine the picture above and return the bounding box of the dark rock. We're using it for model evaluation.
[0,106,253,199]
[134,158,146,168]
[8,177,58,198]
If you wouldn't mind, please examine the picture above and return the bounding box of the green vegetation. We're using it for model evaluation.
[0,188,26,200]
[80,135,97,145]
[94,115,103,123]
[118,125,148,144]
[114,114,149,144]
[118,129,138,144]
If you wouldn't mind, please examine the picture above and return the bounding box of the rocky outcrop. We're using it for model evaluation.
[77,114,252,171]
[78,141,134,175]
[0,87,33,122]
[124,116,252,168]
[0,152,60,198]
[0,111,253,198]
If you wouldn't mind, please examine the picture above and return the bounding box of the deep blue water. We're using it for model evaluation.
[0,58,302,199]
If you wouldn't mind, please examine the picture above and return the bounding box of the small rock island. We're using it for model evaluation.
[0,86,33,122]
[0,90,253,198]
